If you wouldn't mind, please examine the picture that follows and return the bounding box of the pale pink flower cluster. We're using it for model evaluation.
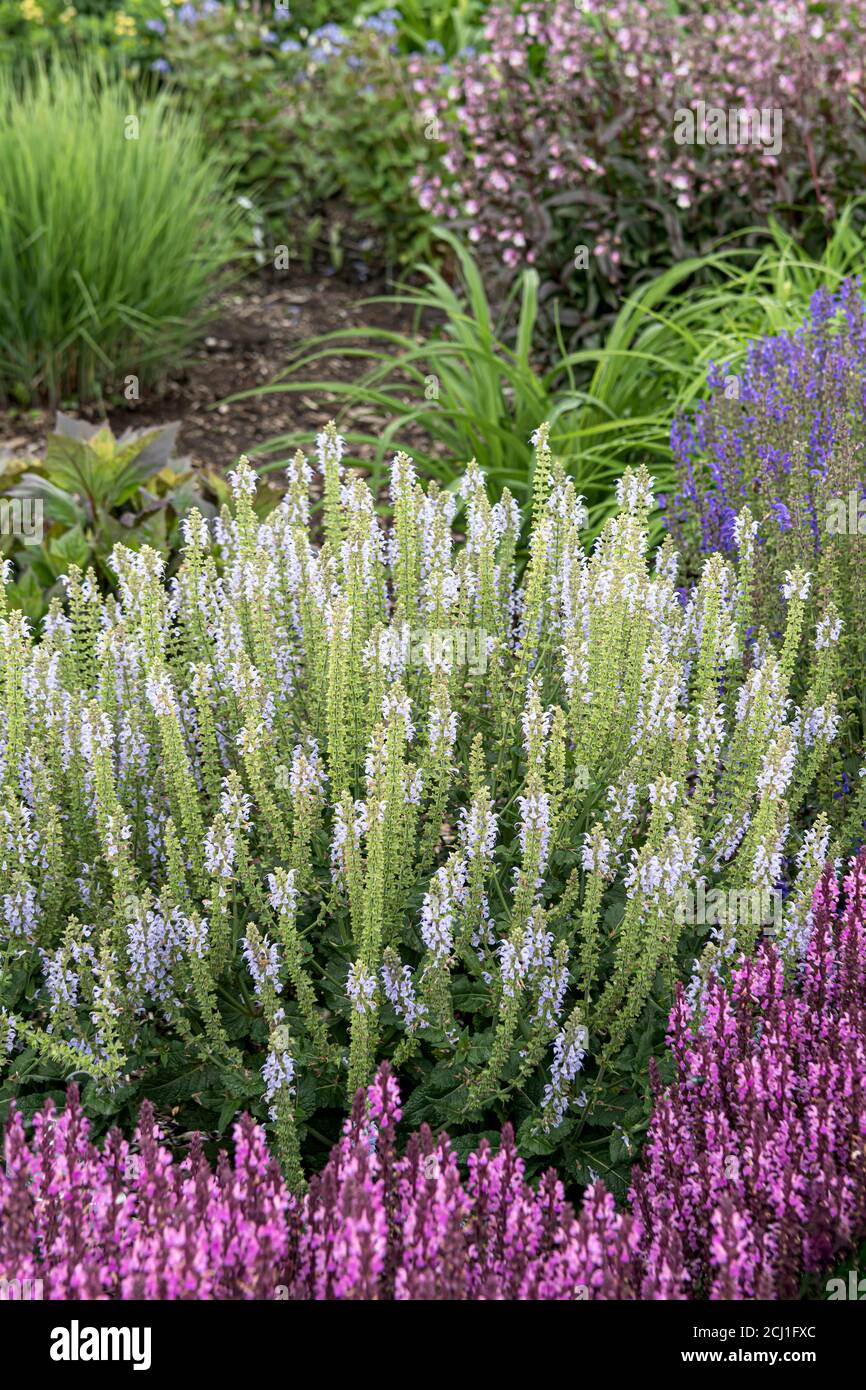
[410,1,865,287]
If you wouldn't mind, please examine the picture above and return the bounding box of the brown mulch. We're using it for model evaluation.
[0,264,436,476]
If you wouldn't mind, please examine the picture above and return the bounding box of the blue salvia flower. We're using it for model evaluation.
[127,901,187,1007]
[347,960,377,1015]
[542,1013,588,1130]
[0,1009,16,1054]
[381,950,427,1033]
[666,277,866,556]
[243,930,283,997]
[262,1047,296,1120]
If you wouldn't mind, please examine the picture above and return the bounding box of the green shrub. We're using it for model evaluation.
[163,9,436,267]
[0,59,244,406]
[0,0,167,72]
[357,0,487,58]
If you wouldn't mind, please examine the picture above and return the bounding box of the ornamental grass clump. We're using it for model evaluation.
[0,425,847,1184]
[0,60,242,405]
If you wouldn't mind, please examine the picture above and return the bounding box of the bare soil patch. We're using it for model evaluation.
[0,264,432,476]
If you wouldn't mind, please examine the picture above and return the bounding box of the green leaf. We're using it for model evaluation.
[516,1114,564,1157]
[47,524,91,574]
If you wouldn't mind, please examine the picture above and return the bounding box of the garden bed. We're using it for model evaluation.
[0,265,426,471]
[2,0,866,1320]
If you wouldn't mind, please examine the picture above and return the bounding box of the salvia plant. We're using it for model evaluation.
[4,847,866,1302]
[664,277,866,770]
[0,424,851,1186]
[623,851,866,1299]
[0,1081,291,1300]
[4,1064,627,1300]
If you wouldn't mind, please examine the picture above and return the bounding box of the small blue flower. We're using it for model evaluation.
[261,28,277,43]
[280,37,301,53]
[311,22,346,44]
[150,58,171,74]
[770,500,792,532]
[363,10,398,37]
[145,18,166,34]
